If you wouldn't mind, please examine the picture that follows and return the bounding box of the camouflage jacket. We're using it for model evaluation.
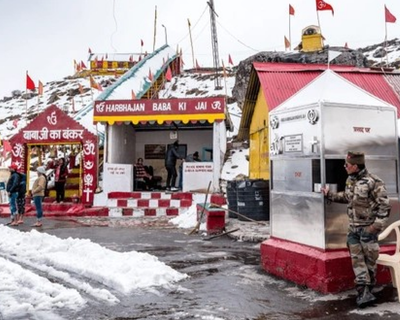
[327,169,391,231]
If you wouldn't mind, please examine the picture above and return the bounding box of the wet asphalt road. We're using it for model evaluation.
[1,216,399,320]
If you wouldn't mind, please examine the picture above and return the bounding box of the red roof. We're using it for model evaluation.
[253,62,400,114]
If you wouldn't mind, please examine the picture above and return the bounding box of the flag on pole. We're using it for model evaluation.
[131,90,136,100]
[316,0,334,16]
[289,4,295,16]
[195,59,200,70]
[78,83,84,95]
[165,66,172,81]
[38,81,44,95]
[89,75,102,91]
[26,73,35,90]
[81,61,87,69]
[228,54,234,65]
[2,140,11,158]
[141,39,144,47]
[284,36,291,50]
[385,5,396,23]
[88,47,92,54]
[148,69,153,81]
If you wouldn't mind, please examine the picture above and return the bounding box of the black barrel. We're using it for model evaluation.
[236,179,270,221]
[226,180,238,218]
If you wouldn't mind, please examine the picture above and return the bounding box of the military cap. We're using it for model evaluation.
[346,151,365,165]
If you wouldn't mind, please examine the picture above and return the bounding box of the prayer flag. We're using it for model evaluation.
[385,5,396,23]
[38,81,44,95]
[78,83,84,95]
[165,66,172,81]
[26,73,35,90]
[289,4,295,16]
[316,0,334,16]
[228,54,234,65]
[284,36,291,49]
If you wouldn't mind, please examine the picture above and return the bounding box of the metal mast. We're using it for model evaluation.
[208,0,222,89]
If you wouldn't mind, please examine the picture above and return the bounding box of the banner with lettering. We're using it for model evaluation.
[93,97,226,124]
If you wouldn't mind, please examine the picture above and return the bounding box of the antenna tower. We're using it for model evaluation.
[208,0,222,89]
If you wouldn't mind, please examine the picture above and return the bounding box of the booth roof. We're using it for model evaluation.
[274,69,395,111]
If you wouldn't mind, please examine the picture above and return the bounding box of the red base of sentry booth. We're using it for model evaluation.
[260,237,394,294]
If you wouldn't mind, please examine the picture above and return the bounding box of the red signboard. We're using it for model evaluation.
[94,97,225,117]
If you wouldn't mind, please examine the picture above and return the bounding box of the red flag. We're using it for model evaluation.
[165,66,172,81]
[2,140,11,158]
[88,47,92,54]
[228,54,234,65]
[38,81,44,95]
[289,4,295,16]
[129,55,133,62]
[385,5,396,23]
[141,39,144,47]
[12,119,18,128]
[148,69,153,81]
[195,59,200,69]
[26,73,35,90]
[81,61,87,69]
[284,36,291,49]
[316,0,334,16]
[131,90,136,100]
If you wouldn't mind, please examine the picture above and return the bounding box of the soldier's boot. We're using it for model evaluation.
[356,285,376,308]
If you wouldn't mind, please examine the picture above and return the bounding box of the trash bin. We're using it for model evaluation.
[237,179,269,221]
[226,180,238,218]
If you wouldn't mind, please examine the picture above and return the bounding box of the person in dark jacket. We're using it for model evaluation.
[54,157,69,203]
[6,163,20,226]
[165,140,182,191]
[16,172,26,225]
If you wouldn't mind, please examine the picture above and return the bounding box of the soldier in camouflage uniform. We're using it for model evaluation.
[322,151,391,308]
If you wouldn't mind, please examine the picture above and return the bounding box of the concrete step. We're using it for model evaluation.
[106,191,193,217]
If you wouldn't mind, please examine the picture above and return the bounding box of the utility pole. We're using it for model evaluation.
[207,0,222,89]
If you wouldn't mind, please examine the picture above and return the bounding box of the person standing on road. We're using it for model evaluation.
[31,166,47,227]
[165,140,182,191]
[54,157,69,203]
[321,151,391,308]
[15,171,26,225]
[6,163,21,226]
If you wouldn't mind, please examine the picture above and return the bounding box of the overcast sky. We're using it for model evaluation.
[1,0,400,98]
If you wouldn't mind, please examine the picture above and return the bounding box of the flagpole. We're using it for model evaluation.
[188,19,195,69]
[153,5,157,52]
[289,11,292,51]
[384,21,388,66]
[316,11,322,36]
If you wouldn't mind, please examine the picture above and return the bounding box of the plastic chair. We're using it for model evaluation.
[377,220,400,302]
